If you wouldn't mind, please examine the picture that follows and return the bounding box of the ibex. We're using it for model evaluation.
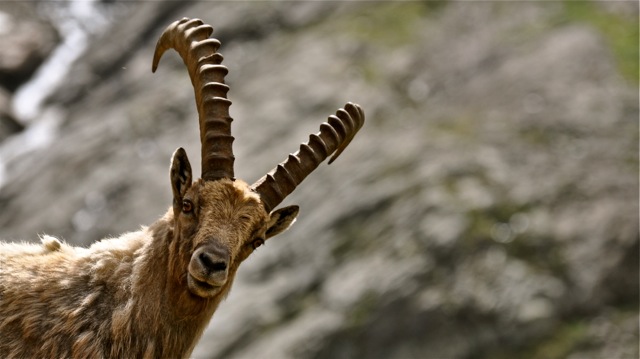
[0,18,363,358]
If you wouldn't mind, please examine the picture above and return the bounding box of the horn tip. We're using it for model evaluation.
[151,41,164,73]
[151,17,194,73]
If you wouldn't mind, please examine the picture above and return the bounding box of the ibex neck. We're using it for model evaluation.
[129,209,230,357]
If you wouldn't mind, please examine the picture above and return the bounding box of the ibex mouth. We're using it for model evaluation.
[187,273,222,298]
[194,277,216,290]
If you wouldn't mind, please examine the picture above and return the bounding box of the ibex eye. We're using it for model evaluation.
[252,238,265,250]
[182,200,193,213]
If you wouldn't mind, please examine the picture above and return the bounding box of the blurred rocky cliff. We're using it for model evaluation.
[0,1,637,358]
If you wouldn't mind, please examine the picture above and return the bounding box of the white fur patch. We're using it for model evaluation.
[40,235,61,252]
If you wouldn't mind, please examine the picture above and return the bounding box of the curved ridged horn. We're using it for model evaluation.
[152,18,234,181]
[252,102,365,212]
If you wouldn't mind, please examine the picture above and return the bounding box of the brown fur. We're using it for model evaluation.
[0,176,297,358]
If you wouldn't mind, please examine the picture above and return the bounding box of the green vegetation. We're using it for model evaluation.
[433,114,479,139]
[347,291,379,327]
[486,320,589,359]
[335,2,430,48]
[559,1,639,84]
[526,321,589,359]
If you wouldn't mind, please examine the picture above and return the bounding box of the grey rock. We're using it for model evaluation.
[0,88,22,141]
[0,3,59,91]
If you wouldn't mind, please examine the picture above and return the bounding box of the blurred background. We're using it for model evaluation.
[0,1,637,358]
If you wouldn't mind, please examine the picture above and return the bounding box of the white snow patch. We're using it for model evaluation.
[0,107,63,188]
[13,0,110,122]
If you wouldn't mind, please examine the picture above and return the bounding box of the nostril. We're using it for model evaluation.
[199,252,227,272]
[211,261,227,272]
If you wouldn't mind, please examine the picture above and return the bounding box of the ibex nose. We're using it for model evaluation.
[198,251,227,273]
[192,244,229,276]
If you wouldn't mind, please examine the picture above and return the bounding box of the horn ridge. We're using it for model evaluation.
[273,164,297,195]
[319,123,340,150]
[153,17,235,180]
[308,134,329,159]
[327,115,347,143]
[185,25,213,42]
[252,102,365,212]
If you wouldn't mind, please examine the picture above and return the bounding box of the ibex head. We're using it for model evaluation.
[153,18,364,299]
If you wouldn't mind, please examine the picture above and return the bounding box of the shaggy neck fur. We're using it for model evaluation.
[0,209,234,359]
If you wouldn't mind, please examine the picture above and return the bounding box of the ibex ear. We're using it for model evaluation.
[170,147,192,202]
[265,205,299,239]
